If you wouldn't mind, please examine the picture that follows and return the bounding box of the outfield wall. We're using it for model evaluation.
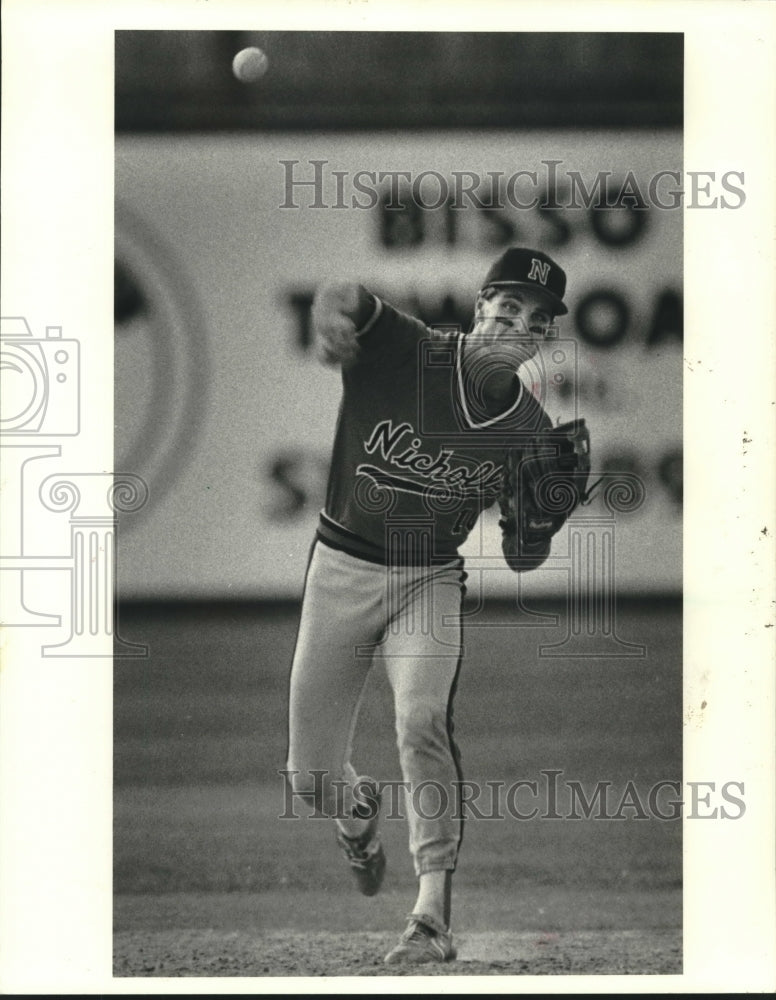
[115,130,682,597]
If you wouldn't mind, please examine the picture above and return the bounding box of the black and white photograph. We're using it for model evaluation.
[113,28,688,978]
[1,1,774,993]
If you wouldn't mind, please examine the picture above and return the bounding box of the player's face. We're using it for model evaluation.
[466,286,555,367]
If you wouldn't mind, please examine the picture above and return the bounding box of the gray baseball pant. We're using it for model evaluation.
[286,539,466,875]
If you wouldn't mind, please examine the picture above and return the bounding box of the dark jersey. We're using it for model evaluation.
[318,297,553,564]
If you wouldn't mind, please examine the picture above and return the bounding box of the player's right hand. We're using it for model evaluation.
[311,283,372,368]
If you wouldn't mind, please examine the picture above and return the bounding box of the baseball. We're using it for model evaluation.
[232,47,269,83]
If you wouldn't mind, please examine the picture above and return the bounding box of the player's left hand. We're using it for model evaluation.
[499,419,593,572]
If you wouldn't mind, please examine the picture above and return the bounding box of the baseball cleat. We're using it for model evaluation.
[384,912,457,965]
[335,782,386,897]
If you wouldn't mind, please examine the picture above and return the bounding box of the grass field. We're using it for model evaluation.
[114,597,682,977]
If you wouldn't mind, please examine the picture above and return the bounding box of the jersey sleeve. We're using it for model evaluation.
[354,296,429,368]
[497,386,555,443]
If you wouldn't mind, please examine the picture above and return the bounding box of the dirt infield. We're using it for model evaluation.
[113,886,681,977]
[114,927,681,977]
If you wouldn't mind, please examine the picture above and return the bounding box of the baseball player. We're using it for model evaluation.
[285,247,588,964]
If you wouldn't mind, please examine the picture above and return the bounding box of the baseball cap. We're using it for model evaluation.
[479,247,568,316]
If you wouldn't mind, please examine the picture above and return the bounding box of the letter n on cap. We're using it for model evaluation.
[528,258,551,285]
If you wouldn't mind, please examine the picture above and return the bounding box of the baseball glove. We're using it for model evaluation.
[499,418,593,572]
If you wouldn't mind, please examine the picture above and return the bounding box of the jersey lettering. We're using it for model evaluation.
[362,419,503,495]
